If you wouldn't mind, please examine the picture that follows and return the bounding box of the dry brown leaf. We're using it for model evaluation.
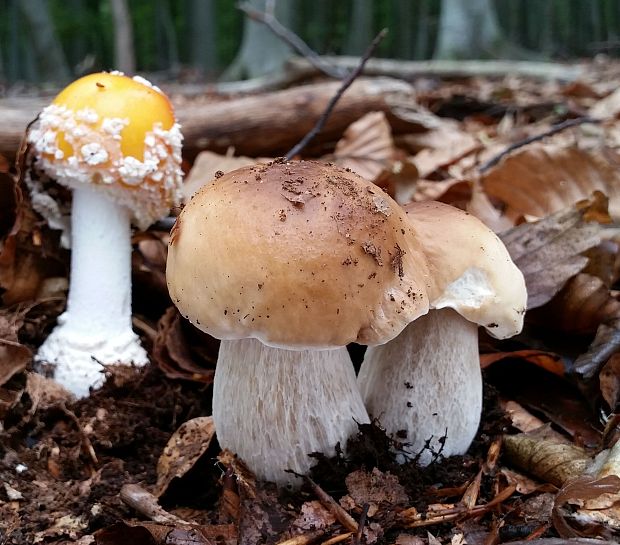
[292,501,336,531]
[152,307,217,384]
[332,112,394,182]
[590,87,620,119]
[480,350,565,376]
[600,354,620,410]
[24,372,73,414]
[573,323,620,382]
[503,433,589,487]
[0,171,20,252]
[0,308,32,387]
[482,145,620,221]
[95,521,236,545]
[531,273,620,335]
[500,197,606,309]
[154,416,215,498]
[340,468,409,516]
[500,400,561,437]
[182,151,264,201]
[377,157,418,203]
[404,120,480,178]
[553,475,620,538]
[500,468,545,495]
[467,182,515,232]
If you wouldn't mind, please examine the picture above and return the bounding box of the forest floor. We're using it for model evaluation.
[2,58,620,544]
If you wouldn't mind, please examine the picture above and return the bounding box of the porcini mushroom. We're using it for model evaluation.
[27,72,183,397]
[358,201,527,464]
[166,160,432,485]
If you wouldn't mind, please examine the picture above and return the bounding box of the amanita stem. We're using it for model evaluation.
[36,185,148,397]
[213,339,370,486]
[358,308,481,465]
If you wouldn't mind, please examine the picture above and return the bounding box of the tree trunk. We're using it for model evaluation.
[110,0,136,74]
[155,0,180,74]
[345,0,374,55]
[396,0,414,59]
[18,0,71,82]
[434,0,504,59]
[221,0,294,80]
[188,0,218,77]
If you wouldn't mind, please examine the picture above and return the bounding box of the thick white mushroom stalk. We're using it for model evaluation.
[358,309,480,465]
[37,186,148,397]
[214,339,370,486]
[357,201,527,465]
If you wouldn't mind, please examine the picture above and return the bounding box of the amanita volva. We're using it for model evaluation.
[166,160,432,485]
[358,201,527,464]
[27,72,183,397]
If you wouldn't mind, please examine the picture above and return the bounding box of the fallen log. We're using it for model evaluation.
[0,77,430,158]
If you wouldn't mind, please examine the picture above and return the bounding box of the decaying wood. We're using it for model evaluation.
[288,56,585,82]
[0,78,423,158]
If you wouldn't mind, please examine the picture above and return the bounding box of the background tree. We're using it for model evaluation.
[434,0,506,59]
[110,0,135,73]
[18,0,70,82]
[188,0,218,78]
[221,0,294,80]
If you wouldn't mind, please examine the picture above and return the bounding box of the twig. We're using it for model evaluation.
[285,28,388,160]
[352,504,370,545]
[237,1,345,79]
[120,483,190,525]
[59,403,98,466]
[275,529,326,545]
[303,475,359,533]
[479,116,600,172]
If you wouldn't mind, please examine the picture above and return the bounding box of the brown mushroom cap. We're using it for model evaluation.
[167,160,430,349]
[404,201,527,338]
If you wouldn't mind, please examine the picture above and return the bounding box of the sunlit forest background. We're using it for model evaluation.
[0,0,619,86]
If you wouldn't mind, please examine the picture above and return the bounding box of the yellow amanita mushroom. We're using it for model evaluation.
[28,72,183,397]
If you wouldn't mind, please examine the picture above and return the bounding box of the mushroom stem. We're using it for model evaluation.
[36,185,148,397]
[358,308,481,465]
[213,338,370,486]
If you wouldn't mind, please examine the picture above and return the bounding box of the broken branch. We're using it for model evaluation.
[285,29,388,160]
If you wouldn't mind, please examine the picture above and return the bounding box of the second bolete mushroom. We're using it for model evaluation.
[358,201,527,464]
[166,160,432,485]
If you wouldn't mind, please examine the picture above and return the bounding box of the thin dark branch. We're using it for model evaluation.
[352,503,370,545]
[479,116,601,173]
[285,28,388,160]
[237,1,345,79]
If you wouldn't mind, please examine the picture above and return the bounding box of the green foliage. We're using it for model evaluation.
[0,0,619,84]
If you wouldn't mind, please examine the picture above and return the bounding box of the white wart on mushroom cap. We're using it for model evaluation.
[358,201,527,464]
[166,160,431,484]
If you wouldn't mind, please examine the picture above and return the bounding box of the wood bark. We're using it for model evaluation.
[0,78,422,158]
